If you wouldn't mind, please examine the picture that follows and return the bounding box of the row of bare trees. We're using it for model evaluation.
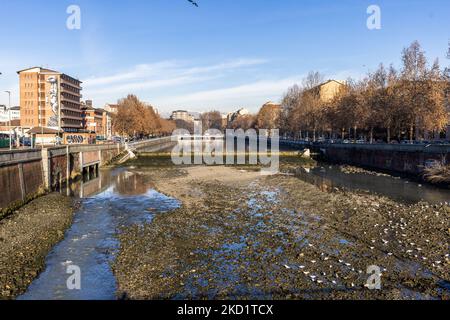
[281,41,450,142]
[112,95,175,137]
[223,103,282,132]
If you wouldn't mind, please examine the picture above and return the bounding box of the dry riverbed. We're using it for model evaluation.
[113,162,449,300]
[0,193,75,299]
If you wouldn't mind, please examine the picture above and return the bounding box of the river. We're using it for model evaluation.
[19,167,180,300]
[19,158,450,299]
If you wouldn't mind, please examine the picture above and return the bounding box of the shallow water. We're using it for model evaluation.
[17,159,449,300]
[19,168,180,300]
[293,164,450,204]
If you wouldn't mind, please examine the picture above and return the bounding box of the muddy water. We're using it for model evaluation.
[19,168,180,300]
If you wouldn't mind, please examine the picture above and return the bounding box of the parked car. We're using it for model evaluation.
[355,139,366,144]
[112,136,123,143]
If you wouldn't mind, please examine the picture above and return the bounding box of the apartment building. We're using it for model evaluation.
[170,110,194,122]
[104,103,118,138]
[17,67,83,132]
[0,105,20,122]
[104,104,118,114]
[81,100,104,134]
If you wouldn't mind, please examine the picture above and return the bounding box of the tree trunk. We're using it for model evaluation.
[409,124,414,144]
[387,127,391,144]
[370,128,374,144]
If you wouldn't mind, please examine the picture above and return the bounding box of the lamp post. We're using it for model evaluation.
[5,90,12,150]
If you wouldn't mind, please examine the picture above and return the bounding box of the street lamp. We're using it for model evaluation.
[4,90,12,150]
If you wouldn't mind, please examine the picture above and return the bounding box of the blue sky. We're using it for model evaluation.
[0,0,449,114]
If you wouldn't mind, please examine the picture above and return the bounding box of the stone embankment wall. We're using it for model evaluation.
[281,140,450,175]
[0,137,174,214]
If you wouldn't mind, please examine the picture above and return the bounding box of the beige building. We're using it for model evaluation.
[104,103,118,114]
[104,104,118,138]
[307,80,346,103]
[170,110,194,122]
[18,67,83,132]
[81,101,104,134]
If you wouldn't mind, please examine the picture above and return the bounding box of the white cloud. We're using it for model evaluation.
[154,76,305,112]
[84,61,179,87]
[82,58,269,106]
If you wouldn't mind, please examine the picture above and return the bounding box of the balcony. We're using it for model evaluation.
[61,120,83,128]
[60,94,81,105]
[61,104,82,113]
[61,114,83,121]
[61,85,82,97]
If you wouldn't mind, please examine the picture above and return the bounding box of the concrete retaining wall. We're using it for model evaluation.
[0,144,123,213]
[0,138,172,214]
[281,140,450,175]
[131,137,175,153]
[0,149,44,211]
[322,144,449,175]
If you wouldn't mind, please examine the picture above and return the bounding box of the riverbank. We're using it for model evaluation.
[0,193,75,299]
[423,164,450,186]
[113,162,449,300]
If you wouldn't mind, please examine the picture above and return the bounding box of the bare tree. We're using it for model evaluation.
[399,41,429,142]
[255,103,281,131]
[278,41,449,143]
[229,114,255,131]
[281,84,304,138]
[113,94,163,137]
[302,71,324,90]
[445,41,450,79]
[201,111,223,132]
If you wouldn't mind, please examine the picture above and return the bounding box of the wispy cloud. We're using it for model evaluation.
[84,61,180,87]
[155,76,305,112]
[84,58,267,91]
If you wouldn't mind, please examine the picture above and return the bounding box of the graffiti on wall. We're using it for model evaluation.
[47,76,59,128]
[66,135,85,144]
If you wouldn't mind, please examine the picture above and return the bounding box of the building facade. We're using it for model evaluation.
[227,108,250,124]
[81,100,104,135]
[0,105,20,122]
[104,104,118,138]
[17,67,83,132]
[307,80,346,103]
[170,110,194,122]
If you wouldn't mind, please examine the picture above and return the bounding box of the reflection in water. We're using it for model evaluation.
[294,165,450,204]
[19,169,180,300]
